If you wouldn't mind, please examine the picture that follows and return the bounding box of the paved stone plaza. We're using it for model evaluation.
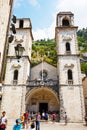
[7,122,87,130]
[40,122,87,130]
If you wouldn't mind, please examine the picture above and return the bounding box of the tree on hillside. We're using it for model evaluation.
[81,63,87,76]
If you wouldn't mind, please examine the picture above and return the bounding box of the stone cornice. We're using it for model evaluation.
[7,55,31,63]
[57,54,80,56]
[3,84,27,87]
[56,26,78,29]
[59,84,83,86]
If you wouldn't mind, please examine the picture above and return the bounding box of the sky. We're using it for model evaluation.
[13,0,87,41]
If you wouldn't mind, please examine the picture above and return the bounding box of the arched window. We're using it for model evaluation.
[62,18,69,26]
[67,69,73,84]
[13,70,18,84]
[66,42,71,53]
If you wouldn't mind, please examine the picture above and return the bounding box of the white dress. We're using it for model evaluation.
[27,125,31,130]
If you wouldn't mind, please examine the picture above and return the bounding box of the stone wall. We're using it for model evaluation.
[0,0,13,75]
[82,77,87,114]
[31,61,57,80]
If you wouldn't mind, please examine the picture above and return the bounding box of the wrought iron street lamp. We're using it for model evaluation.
[14,44,25,61]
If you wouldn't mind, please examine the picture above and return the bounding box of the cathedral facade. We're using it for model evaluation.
[0,2,85,123]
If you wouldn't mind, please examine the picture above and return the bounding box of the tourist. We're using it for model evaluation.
[20,114,25,128]
[45,112,49,121]
[24,111,29,128]
[13,119,21,130]
[85,115,87,126]
[52,113,56,122]
[36,112,41,130]
[30,112,34,120]
[42,111,45,120]
[0,111,7,130]
[27,119,35,130]
[64,112,68,125]
[27,119,32,130]
[31,121,35,130]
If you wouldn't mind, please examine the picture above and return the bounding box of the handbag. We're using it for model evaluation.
[0,124,6,128]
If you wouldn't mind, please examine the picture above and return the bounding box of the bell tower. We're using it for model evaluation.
[55,12,85,122]
[1,18,33,123]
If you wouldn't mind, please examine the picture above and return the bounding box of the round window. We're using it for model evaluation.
[40,70,48,80]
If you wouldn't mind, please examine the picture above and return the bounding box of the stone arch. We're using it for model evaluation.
[26,87,59,113]
[62,17,70,26]
[67,69,73,80]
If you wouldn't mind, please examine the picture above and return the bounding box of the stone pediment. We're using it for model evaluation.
[64,64,74,68]
[15,35,23,43]
[12,64,21,69]
[62,35,72,41]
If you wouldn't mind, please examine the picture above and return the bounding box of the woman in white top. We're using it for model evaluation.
[27,119,32,130]
[27,119,35,130]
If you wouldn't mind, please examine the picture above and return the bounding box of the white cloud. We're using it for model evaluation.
[28,0,40,7]
[33,20,55,41]
[13,0,23,8]
[33,0,87,40]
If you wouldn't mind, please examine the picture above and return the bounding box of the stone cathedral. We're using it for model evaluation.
[0,0,85,124]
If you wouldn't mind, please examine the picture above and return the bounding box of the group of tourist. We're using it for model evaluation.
[13,111,41,130]
[0,110,87,130]
[0,110,70,130]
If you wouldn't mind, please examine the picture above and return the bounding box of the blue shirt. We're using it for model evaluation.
[13,124,21,130]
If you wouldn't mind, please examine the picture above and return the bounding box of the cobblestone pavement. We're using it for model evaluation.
[7,122,87,130]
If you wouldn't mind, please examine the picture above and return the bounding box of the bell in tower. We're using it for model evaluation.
[56,12,74,27]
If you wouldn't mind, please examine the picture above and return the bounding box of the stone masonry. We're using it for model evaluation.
[0,0,13,78]
[1,18,33,124]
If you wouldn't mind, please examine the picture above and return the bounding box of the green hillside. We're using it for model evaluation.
[77,28,87,52]
[31,28,87,75]
[31,39,57,67]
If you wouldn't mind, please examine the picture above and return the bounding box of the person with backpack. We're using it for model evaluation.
[0,111,7,130]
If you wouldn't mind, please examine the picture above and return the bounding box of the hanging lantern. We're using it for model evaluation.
[14,44,25,59]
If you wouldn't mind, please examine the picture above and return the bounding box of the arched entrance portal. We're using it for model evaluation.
[26,87,59,114]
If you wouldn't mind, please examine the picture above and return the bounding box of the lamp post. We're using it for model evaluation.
[14,44,25,62]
